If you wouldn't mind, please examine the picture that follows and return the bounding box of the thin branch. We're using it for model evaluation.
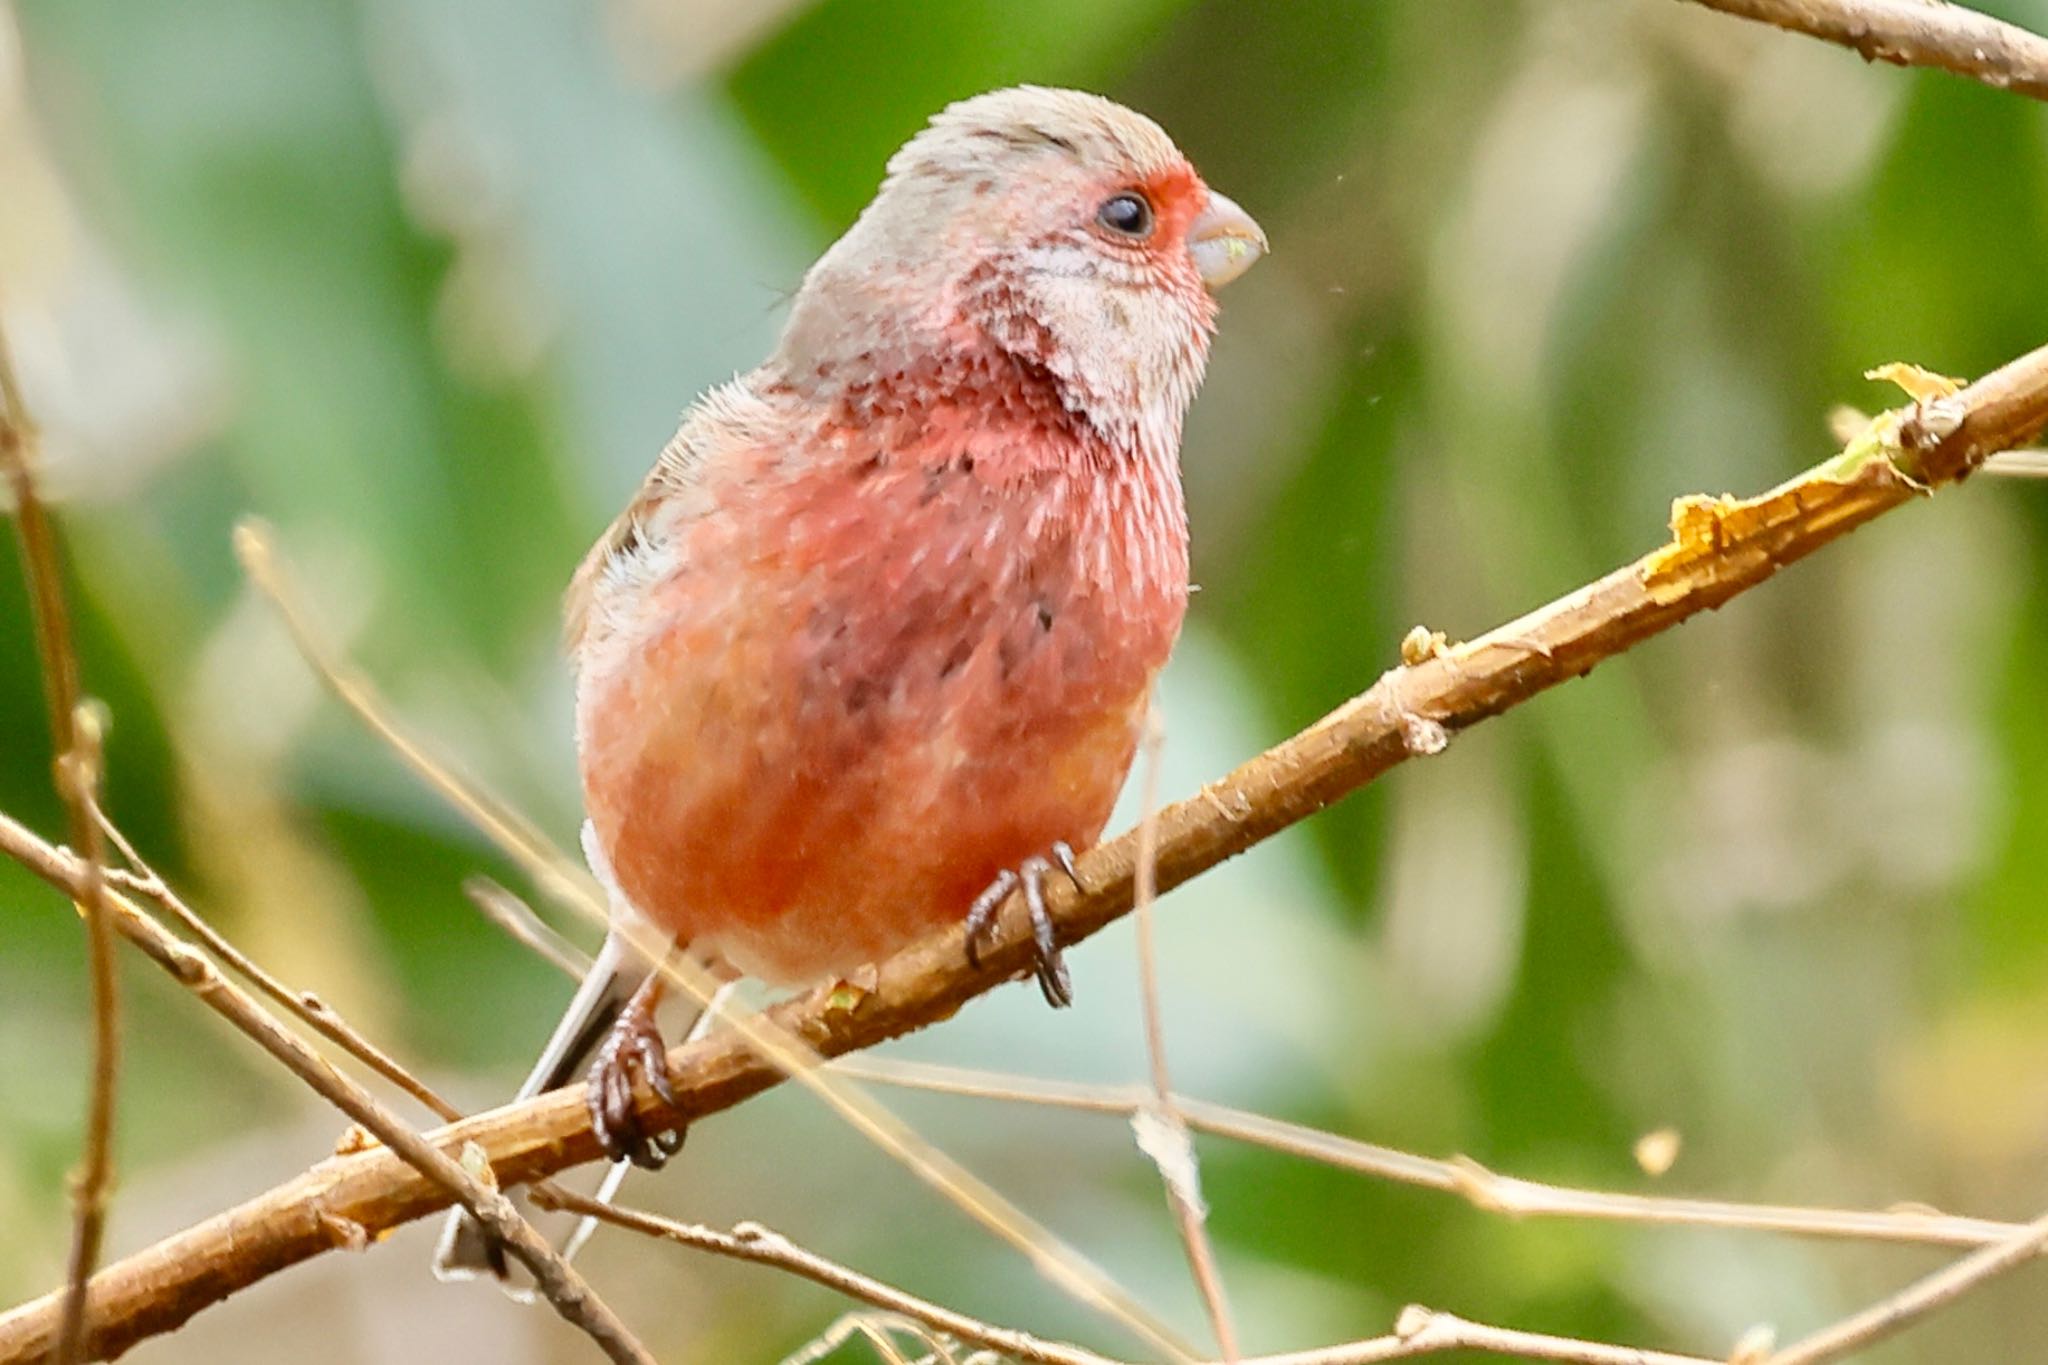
[834,1056,2035,1257]
[5,341,2048,1358]
[539,1191,1722,1365]
[0,816,653,1365]
[97,808,464,1124]
[533,1189,1115,1365]
[1676,0,2048,100]
[1242,1307,1717,1365]
[1128,713,1239,1360]
[1764,1207,2048,1365]
[0,320,123,1365]
[462,874,595,983]
[233,521,603,914]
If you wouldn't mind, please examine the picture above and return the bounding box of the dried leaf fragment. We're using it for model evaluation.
[1865,361,1963,402]
[1633,1126,1680,1176]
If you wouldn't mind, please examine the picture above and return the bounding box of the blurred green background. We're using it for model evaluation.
[5,0,2048,1360]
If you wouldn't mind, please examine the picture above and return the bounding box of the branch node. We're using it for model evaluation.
[1449,1154,1509,1213]
[1393,1303,1437,1340]
[316,1210,370,1253]
[162,940,210,986]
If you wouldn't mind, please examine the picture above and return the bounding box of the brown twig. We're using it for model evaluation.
[0,815,653,1365]
[96,809,464,1124]
[1244,1307,1717,1365]
[462,875,595,983]
[534,1189,1113,1365]
[537,1191,1720,1365]
[233,521,604,914]
[1764,1206,2048,1365]
[0,321,123,1365]
[1676,0,2048,100]
[1128,713,1239,1360]
[4,342,2048,1357]
[833,1057,2035,1257]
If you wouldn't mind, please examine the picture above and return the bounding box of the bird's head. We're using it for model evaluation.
[778,86,1266,452]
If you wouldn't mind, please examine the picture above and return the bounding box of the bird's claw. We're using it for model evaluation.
[964,841,1083,1008]
[587,998,685,1170]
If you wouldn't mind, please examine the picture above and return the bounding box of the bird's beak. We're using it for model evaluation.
[1187,191,1267,290]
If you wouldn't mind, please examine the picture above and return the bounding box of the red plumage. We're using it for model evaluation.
[437,84,1264,1282]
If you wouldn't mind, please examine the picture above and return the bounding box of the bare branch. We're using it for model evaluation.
[462,875,593,983]
[233,521,602,913]
[0,320,123,1365]
[1128,714,1239,1360]
[99,810,464,1124]
[0,816,653,1365]
[1241,1307,1717,1365]
[4,342,2047,1358]
[538,1191,1723,1365]
[534,1189,1117,1365]
[1764,1208,2048,1365]
[836,1056,2035,1257]
[1677,0,2048,100]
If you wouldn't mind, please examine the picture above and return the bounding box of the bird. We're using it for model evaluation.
[435,84,1264,1283]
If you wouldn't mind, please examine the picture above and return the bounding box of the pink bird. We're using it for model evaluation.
[438,85,1264,1279]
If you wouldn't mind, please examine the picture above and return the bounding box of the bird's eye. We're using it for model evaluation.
[1095,192,1154,238]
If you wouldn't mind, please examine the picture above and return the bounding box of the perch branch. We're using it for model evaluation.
[1677,0,2048,100]
[4,342,2048,1358]
[1,318,123,1365]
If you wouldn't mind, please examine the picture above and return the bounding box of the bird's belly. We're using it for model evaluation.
[578,561,1171,986]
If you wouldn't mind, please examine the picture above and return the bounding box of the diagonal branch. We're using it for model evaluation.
[0,816,654,1365]
[1676,0,2048,100]
[833,1056,2039,1257]
[1765,1204,2048,1365]
[2,342,2047,1360]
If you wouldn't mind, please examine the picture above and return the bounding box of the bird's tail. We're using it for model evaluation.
[431,929,697,1293]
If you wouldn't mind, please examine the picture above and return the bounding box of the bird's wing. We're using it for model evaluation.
[564,373,780,657]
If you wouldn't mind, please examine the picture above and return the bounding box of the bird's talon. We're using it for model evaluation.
[963,867,1020,969]
[965,846,1083,1009]
[1050,840,1081,886]
[585,994,683,1170]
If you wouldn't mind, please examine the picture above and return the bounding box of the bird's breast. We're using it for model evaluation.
[579,397,1190,983]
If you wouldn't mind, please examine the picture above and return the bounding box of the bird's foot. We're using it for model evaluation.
[587,977,684,1170]
[963,841,1083,1008]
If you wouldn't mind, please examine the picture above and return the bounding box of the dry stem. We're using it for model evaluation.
[0,814,652,1364]
[0,321,123,1365]
[1678,0,2048,99]
[1129,714,1239,1360]
[96,809,464,1124]
[1764,1206,2048,1365]
[536,1190,1112,1365]
[541,1192,1719,1365]
[834,1057,2035,1256]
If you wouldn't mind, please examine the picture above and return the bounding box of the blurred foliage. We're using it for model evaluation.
[5,0,2048,1361]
